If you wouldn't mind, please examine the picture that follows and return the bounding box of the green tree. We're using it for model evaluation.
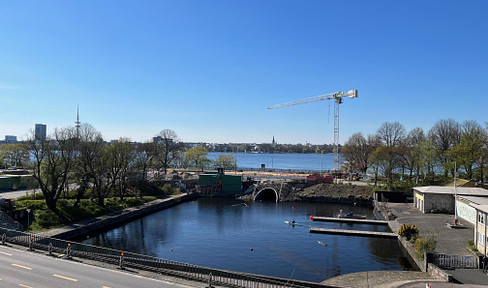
[448,122,487,180]
[0,143,30,168]
[184,147,211,171]
[214,154,236,170]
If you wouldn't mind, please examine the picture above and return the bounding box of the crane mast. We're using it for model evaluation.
[268,90,358,176]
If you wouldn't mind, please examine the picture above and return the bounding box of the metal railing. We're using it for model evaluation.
[0,211,23,231]
[429,252,479,269]
[0,227,334,288]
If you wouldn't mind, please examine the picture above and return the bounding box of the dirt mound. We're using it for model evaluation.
[296,183,373,203]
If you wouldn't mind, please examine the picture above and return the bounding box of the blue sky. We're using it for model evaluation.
[1,1,487,144]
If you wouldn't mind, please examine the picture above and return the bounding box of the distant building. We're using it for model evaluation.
[35,124,47,140]
[4,135,17,143]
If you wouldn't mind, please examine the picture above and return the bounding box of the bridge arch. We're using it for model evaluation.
[254,187,279,202]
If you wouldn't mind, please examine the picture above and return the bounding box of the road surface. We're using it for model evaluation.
[0,245,195,288]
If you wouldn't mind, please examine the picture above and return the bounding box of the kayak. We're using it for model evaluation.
[284,221,303,226]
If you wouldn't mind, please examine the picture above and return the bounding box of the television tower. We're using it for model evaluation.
[75,105,81,138]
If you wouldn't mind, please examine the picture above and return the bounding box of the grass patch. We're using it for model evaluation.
[18,196,156,232]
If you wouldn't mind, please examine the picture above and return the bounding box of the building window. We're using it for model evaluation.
[479,213,485,224]
[479,232,485,246]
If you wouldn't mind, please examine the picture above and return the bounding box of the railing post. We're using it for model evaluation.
[119,252,124,270]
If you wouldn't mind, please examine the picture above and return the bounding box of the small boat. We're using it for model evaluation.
[338,210,366,219]
[284,220,303,226]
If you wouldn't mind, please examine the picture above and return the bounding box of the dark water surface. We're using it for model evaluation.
[82,199,412,282]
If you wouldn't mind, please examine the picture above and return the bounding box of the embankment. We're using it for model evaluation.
[288,183,374,205]
[39,193,198,240]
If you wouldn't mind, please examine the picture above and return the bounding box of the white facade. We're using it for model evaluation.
[456,197,476,225]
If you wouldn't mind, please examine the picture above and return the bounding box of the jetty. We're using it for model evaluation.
[310,216,388,225]
[310,227,397,238]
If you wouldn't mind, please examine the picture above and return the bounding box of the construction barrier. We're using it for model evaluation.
[0,227,335,288]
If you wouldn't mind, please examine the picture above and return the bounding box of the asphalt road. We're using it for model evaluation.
[0,188,38,200]
[0,245,194,288]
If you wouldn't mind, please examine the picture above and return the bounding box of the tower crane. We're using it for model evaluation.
[267,89,358,175]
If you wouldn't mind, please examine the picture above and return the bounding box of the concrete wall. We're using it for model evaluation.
[424,193,454,214]
[456,198,476,225]
[427,263,453,282]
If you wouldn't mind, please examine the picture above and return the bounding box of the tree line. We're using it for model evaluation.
[341,119,488,189]
[0,125,235,213]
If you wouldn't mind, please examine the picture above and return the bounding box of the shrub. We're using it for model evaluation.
[33,210,64,230]
[468,240,478,252]
[414,237,437,260]
[398,224,419,241]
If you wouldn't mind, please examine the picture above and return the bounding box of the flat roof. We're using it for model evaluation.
[475,205,488,214]
[414,186,488,196]
[459,195,488,206]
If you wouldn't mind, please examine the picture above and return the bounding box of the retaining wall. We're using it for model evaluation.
[427,263,453,282]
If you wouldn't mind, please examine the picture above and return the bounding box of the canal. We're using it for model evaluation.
[81,198,413,282]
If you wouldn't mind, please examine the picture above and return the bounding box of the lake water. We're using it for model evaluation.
[207,152,343,171]
[82,198,412,282]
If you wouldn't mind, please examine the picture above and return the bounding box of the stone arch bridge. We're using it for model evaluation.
[252,180,295,202]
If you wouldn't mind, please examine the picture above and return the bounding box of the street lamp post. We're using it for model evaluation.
[26,209,31,230]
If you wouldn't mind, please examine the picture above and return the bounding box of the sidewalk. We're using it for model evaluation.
[380,203,474,255]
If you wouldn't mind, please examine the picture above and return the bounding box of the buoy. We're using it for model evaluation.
[250,247,253,251]
[171,248,173,252]
[291,206,294,210]
[310,216,314,221]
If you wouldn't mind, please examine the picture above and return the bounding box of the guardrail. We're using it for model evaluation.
[0,227,335,288]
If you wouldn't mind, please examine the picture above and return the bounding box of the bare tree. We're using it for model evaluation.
[155,129,181,174]
[104,138,136,201]
[374,122,406,188]
[402,127,425,182]
[135,141,156,182]
[28,127,78,212]
[428,118,461,177]
[72,124,104,207]
[342,133,370,173]
[377,121,406,147]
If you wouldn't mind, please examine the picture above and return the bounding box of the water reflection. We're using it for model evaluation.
[81,198,415,282]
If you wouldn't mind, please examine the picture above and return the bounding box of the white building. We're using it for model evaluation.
[413,186,488,214]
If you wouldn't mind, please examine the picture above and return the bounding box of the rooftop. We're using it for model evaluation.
[459,195,488,206]
[414,186,488,196]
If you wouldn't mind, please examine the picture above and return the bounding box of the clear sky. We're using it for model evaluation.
[1,1,487,144]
